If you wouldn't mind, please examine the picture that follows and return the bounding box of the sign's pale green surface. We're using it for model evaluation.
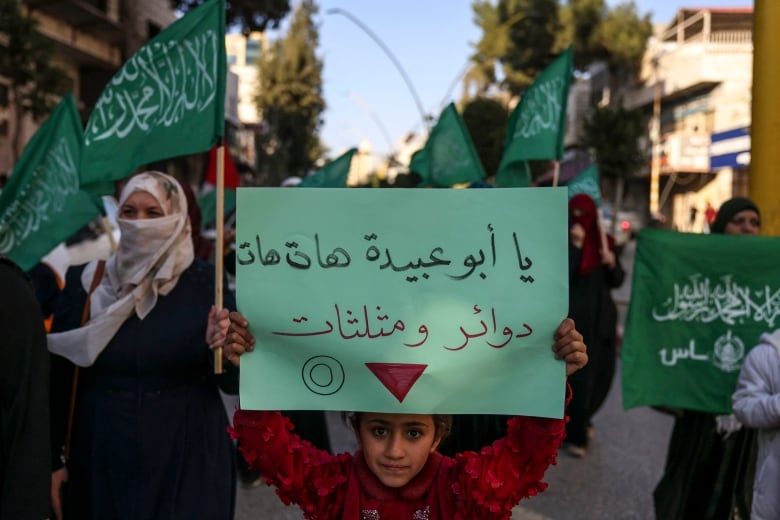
[236,188,569,417]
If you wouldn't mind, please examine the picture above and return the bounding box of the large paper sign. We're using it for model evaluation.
[622,229,780,414]
[236,188,568,417]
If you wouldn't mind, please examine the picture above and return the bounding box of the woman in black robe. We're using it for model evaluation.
[48,172,237,519]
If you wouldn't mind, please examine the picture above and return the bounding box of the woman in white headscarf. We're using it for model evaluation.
[48,171,236,520]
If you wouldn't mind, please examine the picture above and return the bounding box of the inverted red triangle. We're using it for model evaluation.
[365,363,427,403]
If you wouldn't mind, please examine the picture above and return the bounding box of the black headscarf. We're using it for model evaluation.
[711,197,760,234]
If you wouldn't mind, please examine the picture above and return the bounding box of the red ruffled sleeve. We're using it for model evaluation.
[229,410,352,519]
[446,384,571,519]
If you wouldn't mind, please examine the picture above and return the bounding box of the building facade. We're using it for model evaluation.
[1,0,177,177]
[225,31,268,174]
[625,7,753,231]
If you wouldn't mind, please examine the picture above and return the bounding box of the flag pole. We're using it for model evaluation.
[596,209,609,256]
[552,161,561,187]
[214,141,225,374]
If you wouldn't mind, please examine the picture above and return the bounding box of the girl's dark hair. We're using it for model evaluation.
[343,412,453,442]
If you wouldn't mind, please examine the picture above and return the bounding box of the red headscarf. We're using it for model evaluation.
[569,193,603,275]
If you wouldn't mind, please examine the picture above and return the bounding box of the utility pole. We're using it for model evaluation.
[649,55,662,218]
[750,0,780,235]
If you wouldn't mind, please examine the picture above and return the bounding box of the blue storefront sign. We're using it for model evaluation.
[709,127,750,169]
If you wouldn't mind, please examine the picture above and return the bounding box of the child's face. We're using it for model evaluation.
[357,413,442,488]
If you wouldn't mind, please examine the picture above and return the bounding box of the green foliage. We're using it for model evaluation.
[470,0,651,96]
[598,2,653,70]
[254,0,324,183]
[564,0,609,68]
[581,104,645,180]
[171,0,291,34]
[499,0,562,95]
[561,0,652,75]
[461,97,508,178]
[469,0,563,96]
[466,0,503,95]
[0,0,70,160]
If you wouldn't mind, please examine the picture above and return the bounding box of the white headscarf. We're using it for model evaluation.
[48,171,194,366]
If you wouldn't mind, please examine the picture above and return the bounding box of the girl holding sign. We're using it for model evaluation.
[222,312,586,519]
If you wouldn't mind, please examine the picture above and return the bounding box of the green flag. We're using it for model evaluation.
[198,187,236,227]
[496,47,573,184]
[621,229,780,414]
[300,148,357,188]
[566,164,601,206]
[409,102,486,187]
[0,94,102,271]
[494,160,531,188]
[80,0,226,189]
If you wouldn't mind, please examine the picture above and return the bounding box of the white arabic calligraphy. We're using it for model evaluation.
[0,138,79,253]
[84,30,219,145]
[658,339,709,366]
[652,273,780,327]
[513,77,565,140]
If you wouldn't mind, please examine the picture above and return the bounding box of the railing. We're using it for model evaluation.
[709,30,752,44]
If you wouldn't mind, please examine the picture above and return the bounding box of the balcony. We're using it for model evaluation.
[25,0,122,43]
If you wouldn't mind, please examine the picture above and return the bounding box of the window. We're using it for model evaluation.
[246,38,261,65]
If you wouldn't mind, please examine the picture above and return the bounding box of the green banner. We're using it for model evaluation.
[235,187,569,417]
[410,102,486,187]
[300,148,356,187]
[0,94,102,271]
[80,0,226,189]
[622,229,780,414]
[566,164,601,206]
[496,46,573,185]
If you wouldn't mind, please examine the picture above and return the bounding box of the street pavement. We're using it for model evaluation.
[234,240,677,519]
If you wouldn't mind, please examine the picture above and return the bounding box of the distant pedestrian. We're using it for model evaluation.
[705,201,717,232]
[732,328,780,520]
[564,193,625,458]
[47,171,237,520]
[689,205,699,232]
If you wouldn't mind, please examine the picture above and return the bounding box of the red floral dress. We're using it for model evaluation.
[230,388,569,520]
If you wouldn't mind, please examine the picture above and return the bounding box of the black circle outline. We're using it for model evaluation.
[301,356,345,395]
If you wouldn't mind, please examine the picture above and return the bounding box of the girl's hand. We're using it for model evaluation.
[224,311,255,366]
[553,318,588,376]
[206,306,230,351]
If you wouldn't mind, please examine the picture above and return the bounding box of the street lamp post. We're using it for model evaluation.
[326,8,431,132]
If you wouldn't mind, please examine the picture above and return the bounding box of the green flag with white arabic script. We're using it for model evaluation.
[496,47,573,185]
[0,94,102,271]
[80,0,226,190]
[410,103,486,187]
[565,164,601,206]
[300,148,357,188]
[621,229,780,414]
